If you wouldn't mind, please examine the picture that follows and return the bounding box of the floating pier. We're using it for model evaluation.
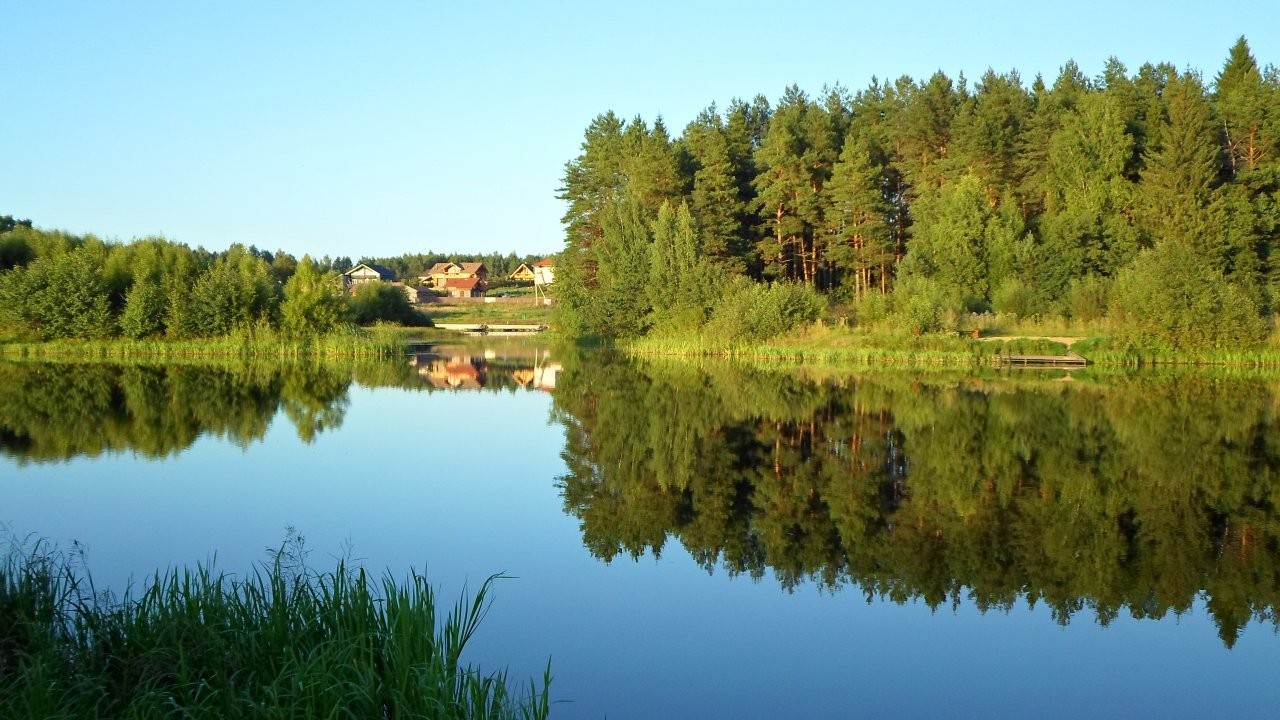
[434,323,549,335]
[995,352,1088,367]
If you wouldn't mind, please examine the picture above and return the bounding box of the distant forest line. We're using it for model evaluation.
[556,37,1280,349]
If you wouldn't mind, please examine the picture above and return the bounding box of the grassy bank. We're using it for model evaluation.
[0,540,550,719]
[627,325,1071,367]
[0,325,410,360]
[625,323,1280,368]
[419,302,556,328]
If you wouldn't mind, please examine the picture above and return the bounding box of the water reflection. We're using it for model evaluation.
[549,351,1280,648]
[8,348,1280,648]
[410,346,560,392]
[0,346,557,463]
[0,361,353,462]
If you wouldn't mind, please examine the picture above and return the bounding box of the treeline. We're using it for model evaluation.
[551,351,1280,647]
[558,38,1280,348]
[0,223,424,342]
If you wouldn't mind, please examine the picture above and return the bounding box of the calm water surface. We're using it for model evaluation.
[3,347,1279,718]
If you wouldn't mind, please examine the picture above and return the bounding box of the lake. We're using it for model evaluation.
[3,346,1280,718]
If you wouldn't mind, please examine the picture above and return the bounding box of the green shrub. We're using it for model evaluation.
[703,277,826,342]
[1109,243,1267,350]
[349,283,430,326]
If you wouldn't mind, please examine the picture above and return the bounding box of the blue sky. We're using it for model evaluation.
[3,1,1276,260]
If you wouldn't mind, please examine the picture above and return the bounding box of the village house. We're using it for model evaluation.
[509,262,535,282]
[443,277,485,298]
[342,263,397,290]
[533,258,555,286]
[421,262,462,288]
[422,261,489,296]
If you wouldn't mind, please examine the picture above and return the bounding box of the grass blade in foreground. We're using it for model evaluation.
[0,540,551,719]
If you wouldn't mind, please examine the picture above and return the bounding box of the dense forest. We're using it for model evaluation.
[0,218,543,341]
[557,38,1280,348]
[551,350,1280,647]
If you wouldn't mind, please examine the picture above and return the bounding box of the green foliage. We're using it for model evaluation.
[890,274,963,334]
[557,38,1280,345]
[349,282,425,326]
[2,245,116,340]
[1109,242,1266,349]
[897,173,991,309]
[991,277,1034,317]
[281,256,350,336]
[188,246,280,337]
[119,276,167,338]
[1063,274,1113,321]
[0,537,551,719]
[703,276,826,342]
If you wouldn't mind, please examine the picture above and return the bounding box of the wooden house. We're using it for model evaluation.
[342,263,397,290]
[443,277,485,298]
[422,261,489,292]
[422,262,461,288]
[509,263,536,282]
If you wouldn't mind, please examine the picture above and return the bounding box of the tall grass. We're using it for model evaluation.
[628,320,1280,369]
[0,539,551,719]
[0,325,404,360]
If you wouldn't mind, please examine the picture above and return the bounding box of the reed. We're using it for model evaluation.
[0,326,403,361]
[0,539,551,719]
[627,324,1280,369]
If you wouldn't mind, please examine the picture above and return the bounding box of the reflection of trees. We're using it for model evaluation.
[552,352,1280,647]
[0,361,354,462]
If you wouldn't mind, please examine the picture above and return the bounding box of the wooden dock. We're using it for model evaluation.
[996,352,1088,367]
[434,323,548,335]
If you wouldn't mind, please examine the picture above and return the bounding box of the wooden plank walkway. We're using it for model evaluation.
[995,352,1088,367]
[435,323,548,334]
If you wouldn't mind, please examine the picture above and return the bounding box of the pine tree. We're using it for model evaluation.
[892,71,962,192]
[950,69,1032,199]
[1035,90,1138,302]
[754,86,836,283]
[822,132,892,299]
[1215,36,1275,176]
[1137,70,1226,265]
[682,108,748,273]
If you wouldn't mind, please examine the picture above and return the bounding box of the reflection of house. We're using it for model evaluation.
[509,263,535,282]
[533,258,555,286]
[343,263,397,289]
[409,347,552,393]
[421,357,487,389]
[533,362,561,390]
[422,262,489,296]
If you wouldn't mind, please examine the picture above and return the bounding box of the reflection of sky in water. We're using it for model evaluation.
[3,384,1279,719]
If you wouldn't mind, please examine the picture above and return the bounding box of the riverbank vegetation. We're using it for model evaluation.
[557,38,1280,357]
[0,223,429,354]
[0,537,550,719]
